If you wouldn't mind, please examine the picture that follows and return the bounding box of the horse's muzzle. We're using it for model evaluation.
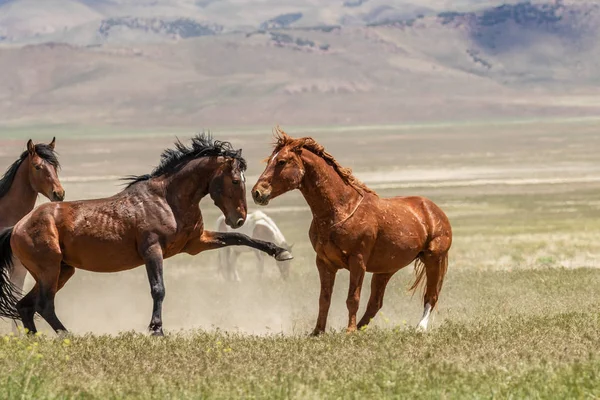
[226,215,246,229]
[52,190,65,202]
[252,188,271,206]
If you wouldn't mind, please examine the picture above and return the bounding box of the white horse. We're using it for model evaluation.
[215,211,293,281]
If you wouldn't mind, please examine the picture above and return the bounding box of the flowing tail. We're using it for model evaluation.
[0,227,21,320]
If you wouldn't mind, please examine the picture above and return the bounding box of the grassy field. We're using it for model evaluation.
[1,119,600,398]
[2,309,600,399]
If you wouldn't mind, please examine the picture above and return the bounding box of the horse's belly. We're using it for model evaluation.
[366,249,421,273]
[62,236,143,272]
[365,234,425,273]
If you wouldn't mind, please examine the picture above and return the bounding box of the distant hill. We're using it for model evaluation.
[0,0,526,44]
[0,0,599,128]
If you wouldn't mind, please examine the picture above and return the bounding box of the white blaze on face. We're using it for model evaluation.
[240,171,246,183]
[270,151,280,165]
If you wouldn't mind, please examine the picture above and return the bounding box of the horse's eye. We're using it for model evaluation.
[34,165,42,170]
[277,159,286,166]
[232,179,240,185]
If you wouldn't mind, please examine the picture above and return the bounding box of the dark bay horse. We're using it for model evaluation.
[252,128,452,334]
[0,139,64,319]
[0,134,292,336]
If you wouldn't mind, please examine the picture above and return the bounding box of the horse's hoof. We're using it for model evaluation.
[309,330,324,337]
[275,250,293,262]
[150,328,164,337]
[56,329,70,338]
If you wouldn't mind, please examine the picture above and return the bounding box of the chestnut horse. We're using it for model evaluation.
[252,128,452,334]
[0,134,292,336]
[0,138,64,330]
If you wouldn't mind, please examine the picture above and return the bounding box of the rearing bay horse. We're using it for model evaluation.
[0,139,64,323]
[0,134,292,336]
[252,128,452,334]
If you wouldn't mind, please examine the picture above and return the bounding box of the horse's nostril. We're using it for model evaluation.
[53,191,65,201]
[253,190,260,199]
[235,218,245,228]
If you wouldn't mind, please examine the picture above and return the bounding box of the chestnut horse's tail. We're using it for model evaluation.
[0,227,21,320]
[409,253,449,306]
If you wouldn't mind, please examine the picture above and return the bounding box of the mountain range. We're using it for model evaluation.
[0,0,598,128]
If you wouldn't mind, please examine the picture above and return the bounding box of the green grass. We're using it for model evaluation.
[2,311,600,399]
[2,122,600,398]
[3,268,600,398]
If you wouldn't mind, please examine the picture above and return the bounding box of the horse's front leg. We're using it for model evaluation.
[312,256,337,336]
[346,254,367,333]
[184,231,293,261]
[142,243,165,336]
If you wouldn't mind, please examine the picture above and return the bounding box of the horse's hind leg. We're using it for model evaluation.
[36,263,72,334]
[357,272,394,329]
[16,283,39,334]
[56,263,75,292]
[17,263,74,335]
[417,249,449,331]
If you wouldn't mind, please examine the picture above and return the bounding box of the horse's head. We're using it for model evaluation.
[210,155,247,228]
[26,137,64,202]
[253,128,306,206]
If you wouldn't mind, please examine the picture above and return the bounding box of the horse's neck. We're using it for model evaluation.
[298,151,361,225]
[0,160,37,227]
[164,159,213,225]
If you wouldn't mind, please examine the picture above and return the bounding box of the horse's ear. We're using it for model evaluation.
[27,139,36,156]
[48,137,56,150]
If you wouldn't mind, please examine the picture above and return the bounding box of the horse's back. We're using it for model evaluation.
[382,195,448,221]
[13,189,169,272]
[379,195,451,245]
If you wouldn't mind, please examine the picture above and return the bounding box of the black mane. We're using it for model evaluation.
[0,143,60,200]
[123,133,246,188]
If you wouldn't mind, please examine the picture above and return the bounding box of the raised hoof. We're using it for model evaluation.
[275,250,293,262]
